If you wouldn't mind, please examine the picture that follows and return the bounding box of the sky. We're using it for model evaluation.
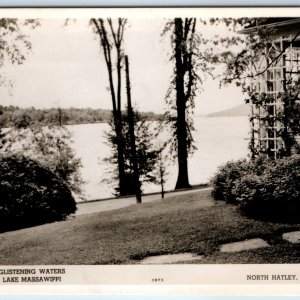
[0,17,245,115]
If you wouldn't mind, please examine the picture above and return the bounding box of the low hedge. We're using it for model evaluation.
[211,155,300,222]
[0,154,77,232]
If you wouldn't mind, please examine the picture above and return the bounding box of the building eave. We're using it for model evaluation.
[239,18,300,34]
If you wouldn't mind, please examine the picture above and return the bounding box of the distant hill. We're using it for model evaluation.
[207,103,249,117]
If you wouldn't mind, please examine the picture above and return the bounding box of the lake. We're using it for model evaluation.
[68,116,250,201]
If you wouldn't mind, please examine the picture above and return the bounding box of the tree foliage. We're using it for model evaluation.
[0,18,39,148]
[1,110,84,198]
[0,19,39,68]
[104,110,159,196]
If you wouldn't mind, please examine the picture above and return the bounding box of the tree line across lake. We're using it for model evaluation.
[0,105,163,128]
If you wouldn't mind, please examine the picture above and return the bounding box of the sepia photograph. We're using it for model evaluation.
[1,7,300,291]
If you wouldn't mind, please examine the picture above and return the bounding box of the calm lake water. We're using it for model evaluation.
[68,116,249,201]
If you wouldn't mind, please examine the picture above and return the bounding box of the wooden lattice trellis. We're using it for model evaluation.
[250,33,300,158]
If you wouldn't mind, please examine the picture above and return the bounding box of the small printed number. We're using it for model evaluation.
[152,278,164,282]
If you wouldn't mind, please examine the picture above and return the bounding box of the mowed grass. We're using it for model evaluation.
[1,189,300,264]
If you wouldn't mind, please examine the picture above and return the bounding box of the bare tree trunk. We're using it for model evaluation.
[114,115,127,196]
[161,182,165,199]
[125,55,142,203]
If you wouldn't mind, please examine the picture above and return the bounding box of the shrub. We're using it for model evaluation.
[0,154,77,232]
[211,155,274,203]
[211,159,251,204]
[237,155,300,222]
[212,154,300,222]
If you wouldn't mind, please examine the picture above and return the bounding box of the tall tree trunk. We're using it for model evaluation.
[91,18,127,196]
[115,46,126,196]
[125,55,142,203]
[114,113,127,196]
[174,18,190,189]
[113,31,127,196]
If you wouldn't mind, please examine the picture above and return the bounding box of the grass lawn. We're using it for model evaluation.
[1,189,300,264]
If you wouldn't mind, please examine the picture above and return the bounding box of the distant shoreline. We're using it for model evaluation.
[0,105,250,129]
[0,105,163,128]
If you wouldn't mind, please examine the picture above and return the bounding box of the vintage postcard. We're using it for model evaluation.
[1,7,300,295]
